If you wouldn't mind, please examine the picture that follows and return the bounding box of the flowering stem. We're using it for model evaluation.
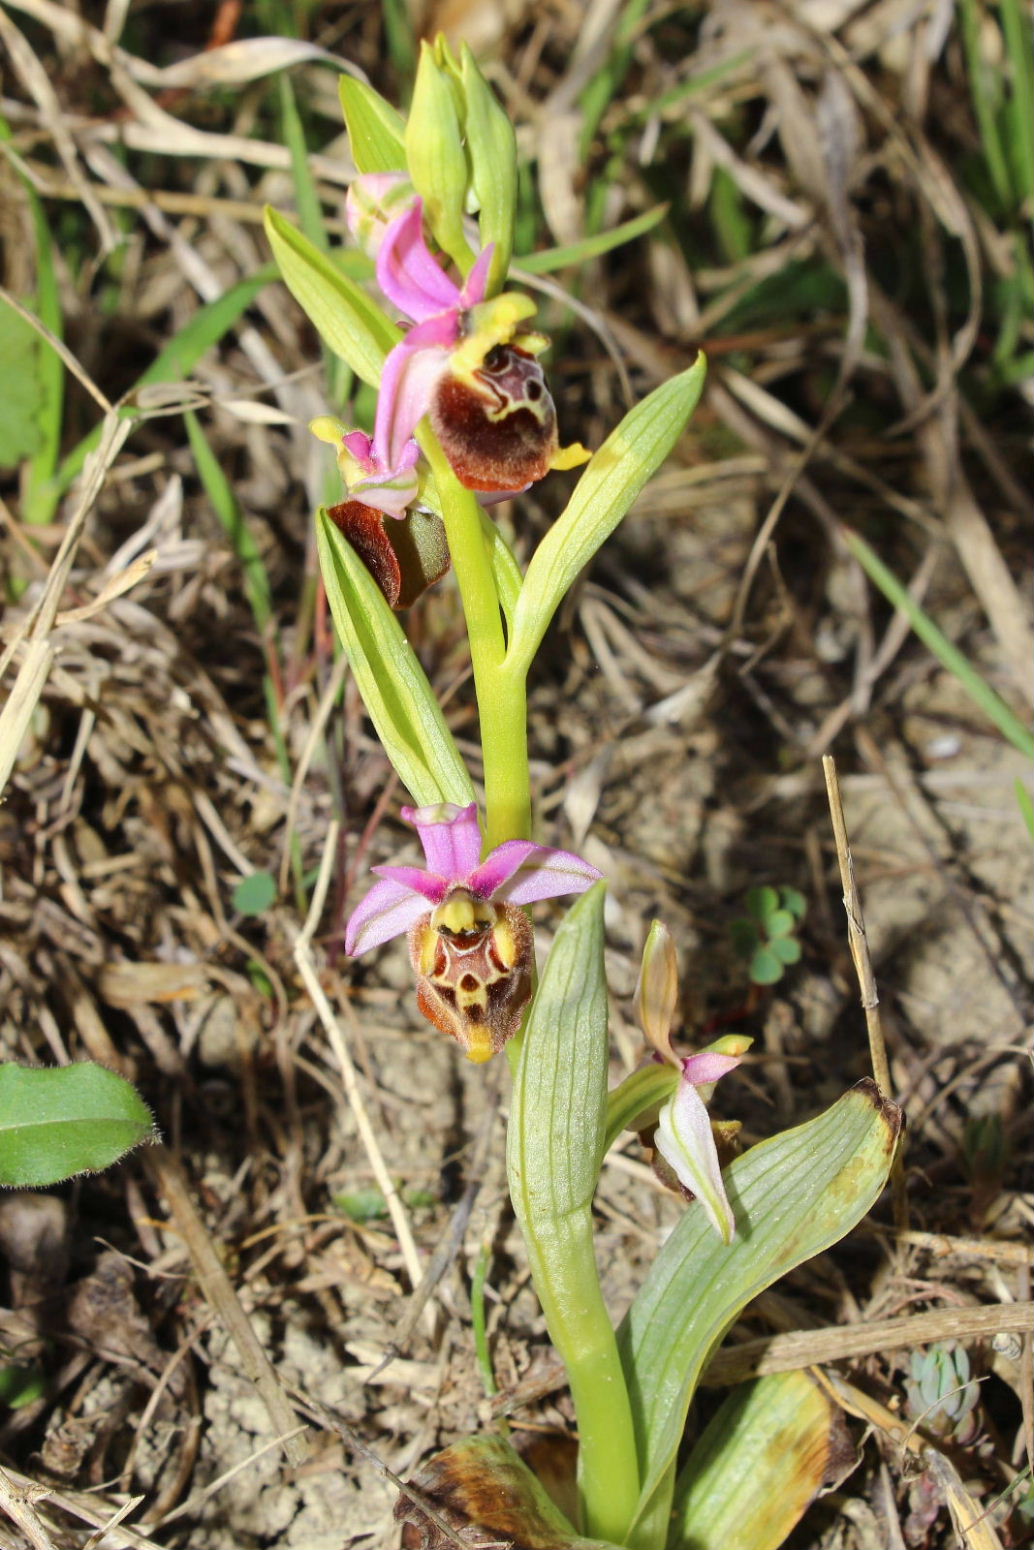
[420,430,532,846]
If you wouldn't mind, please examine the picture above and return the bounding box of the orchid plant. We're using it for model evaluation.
[264,38,902,1550]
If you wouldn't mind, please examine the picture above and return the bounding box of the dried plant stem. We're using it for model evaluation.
[822,754,908,1230]
[292,821,433,1333]
[147,1147,310,1468]
[0,1465,58,1550]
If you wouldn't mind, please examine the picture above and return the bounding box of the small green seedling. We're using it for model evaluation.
[730,886,806,986]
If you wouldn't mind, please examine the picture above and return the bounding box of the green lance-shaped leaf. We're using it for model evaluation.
[0,1063,157,1188]
[459,43,517,292]
[338,76,407,174]
[405,39,474,274]
[264,207,399,387]
[617,1081,901,1546]
[507,884,641,1543]
[673,1371,844,1550]
[507,356,707,678]
[316,512,475,808]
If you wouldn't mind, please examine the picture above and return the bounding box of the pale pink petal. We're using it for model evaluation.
[478,843,602,905]
[460,242,494,307]
[373,341,449,470]
[377,201,461,321]
[342,429,374,466]
[655,1081,736,1244]
[351,466,420,519]
[403,802,483,882]
[681,1052,742,1087]
[345,877,432,956]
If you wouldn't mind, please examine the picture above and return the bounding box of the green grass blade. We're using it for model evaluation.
[184,410,273,632]
[279,72,327,251]
[46,264,277,510]
[515,203,669,275]
[959,0,1012,209]
[843,528,1034,759]
[1000,0,1034,202]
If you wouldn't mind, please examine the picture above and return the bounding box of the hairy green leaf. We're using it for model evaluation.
[316,511,474,807]
[0,1064,156,1188]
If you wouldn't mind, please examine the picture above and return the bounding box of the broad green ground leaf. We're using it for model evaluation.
[316,511,474,807]
[0,1064,156,1187]
[0,301,47,469]
[339,76,407,173]
[508,357,707,676]
[507,884,640,1542]
[618,1081,901,1545]
[673,1372,845,1550]
[264,207,398,386]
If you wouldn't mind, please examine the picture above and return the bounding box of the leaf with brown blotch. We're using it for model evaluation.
[394,1434,623,1550]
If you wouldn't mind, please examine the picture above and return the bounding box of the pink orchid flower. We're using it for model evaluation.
[346,802,602,1063]
[346,801,601,956]
[370,201,589,493]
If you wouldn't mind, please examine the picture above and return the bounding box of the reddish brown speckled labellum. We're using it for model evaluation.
[408,890,534,1063]
[430,345,559,492]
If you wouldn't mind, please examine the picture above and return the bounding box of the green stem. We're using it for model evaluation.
[528,1216,642,1542]
[420,430,532,844]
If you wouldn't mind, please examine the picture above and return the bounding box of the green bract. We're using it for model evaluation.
[0,1063,157,1187]
[507,357,708,677]
[458,42,517,291]
[263,207,397,387]
[316,512,475,808]
[405,39,474,274]
[338,76,406,174]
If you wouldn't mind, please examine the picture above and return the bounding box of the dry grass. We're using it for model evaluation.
[0,2,1031,1548]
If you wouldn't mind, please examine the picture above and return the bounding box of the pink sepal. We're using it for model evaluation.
[469,842,602,904]
[345,877,433,956]
[370,864,447,903]
[404,802,483,879]
[377,200,461,321]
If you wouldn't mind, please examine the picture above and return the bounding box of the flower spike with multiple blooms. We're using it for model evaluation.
[346,802,601,1062]
[373,199,589,493]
